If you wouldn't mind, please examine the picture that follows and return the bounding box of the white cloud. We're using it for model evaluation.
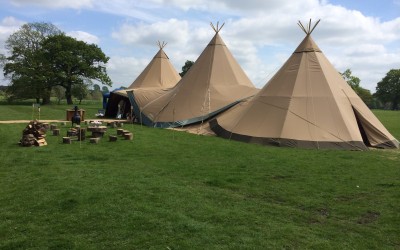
[107,56,150,87]
[10,0,93,9]
[0,16,26,54]
[67,31,100,44]
[112,19,190,46]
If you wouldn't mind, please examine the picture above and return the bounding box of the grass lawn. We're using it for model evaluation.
[0,104,399,249]
[0,99,102,121]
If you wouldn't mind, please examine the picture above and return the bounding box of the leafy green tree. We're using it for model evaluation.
[91,89,103,100]
[375,69,400,110]
[52,85,65,104]
[179,60,194,77]
[3,22,62,104]
[93,84,101,92]
[41,34,112,104]
[0,54,5,67]
[102,86,109,93]
[72,81,90,104]
[340,69,373,107]
[4,47,48,103]
[341,69,360,89]
[90,84,102,100]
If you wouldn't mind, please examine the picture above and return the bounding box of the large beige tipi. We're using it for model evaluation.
[210,20,399,150]
[105,41,180,118]
[128,22,258,128]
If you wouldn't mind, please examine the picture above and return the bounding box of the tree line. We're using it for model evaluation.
[340,69,400,110]
[1,22,399,109]
[0,22,112,105]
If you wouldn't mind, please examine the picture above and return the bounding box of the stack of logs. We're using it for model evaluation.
[67,127,86,141]
[19,121,48,147]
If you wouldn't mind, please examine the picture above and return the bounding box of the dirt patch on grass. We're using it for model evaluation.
[357,211,380,224]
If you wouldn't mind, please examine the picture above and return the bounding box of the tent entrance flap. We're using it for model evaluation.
[351,106,399,149]
[352,107,371,147]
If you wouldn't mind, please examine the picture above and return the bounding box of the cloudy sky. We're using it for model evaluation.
[0,0,399,92]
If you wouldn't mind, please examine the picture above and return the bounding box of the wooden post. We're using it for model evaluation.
[52,129,60,136]
[63,137,71,144]
[109,135,118,142]
[77,128,86,141]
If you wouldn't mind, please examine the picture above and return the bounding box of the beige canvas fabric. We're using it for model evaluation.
[105,44,180,117]
[131,27,258,127]
[211,23,399,150]
[115,47,180,97]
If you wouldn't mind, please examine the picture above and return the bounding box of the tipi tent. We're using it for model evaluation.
[210,20,399,150]
[128,22,258,128]
[105,41,180,118]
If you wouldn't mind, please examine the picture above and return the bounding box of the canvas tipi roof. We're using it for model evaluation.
[114,41,181,98]
[105,42,180,118]
[210,20,399,150]
[129,22,259,128]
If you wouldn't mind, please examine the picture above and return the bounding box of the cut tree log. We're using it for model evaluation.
[42,123,50,130]
[109,135,118,142]
[35,138,47,147]
[52,129,60,136]
[63,137,72,144]
[124,133,133,140]
[90,137,100,144]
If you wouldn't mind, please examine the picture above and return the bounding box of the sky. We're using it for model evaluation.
[0,0,399,92]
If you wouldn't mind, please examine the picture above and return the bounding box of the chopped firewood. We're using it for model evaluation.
[19,121,48,147]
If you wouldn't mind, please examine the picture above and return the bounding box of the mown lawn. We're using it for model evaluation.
[0,105,399,249]
[0,99,103,121]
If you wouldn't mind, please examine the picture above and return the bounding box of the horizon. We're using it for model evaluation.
[0,0,399,92]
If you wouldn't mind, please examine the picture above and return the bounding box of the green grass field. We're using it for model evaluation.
[0,100,102,121]
[0,103,399,249]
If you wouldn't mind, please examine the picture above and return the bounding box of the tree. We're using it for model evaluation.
[52,85,65,104]
[102,86,109,93]
[0,54,5,67]
[340,69,373,107]
[4,46,49,103]
[375,69,400,110]
[3,22,62,104]
[71,81,90,104]
[90,84,102,100]
[41,34,112,104]
[340,69,360,89]
[93,84,101,92]
[179,60,194,77]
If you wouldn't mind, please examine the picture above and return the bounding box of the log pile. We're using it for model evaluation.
[67,127,86,141]
[19,121,48,147]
